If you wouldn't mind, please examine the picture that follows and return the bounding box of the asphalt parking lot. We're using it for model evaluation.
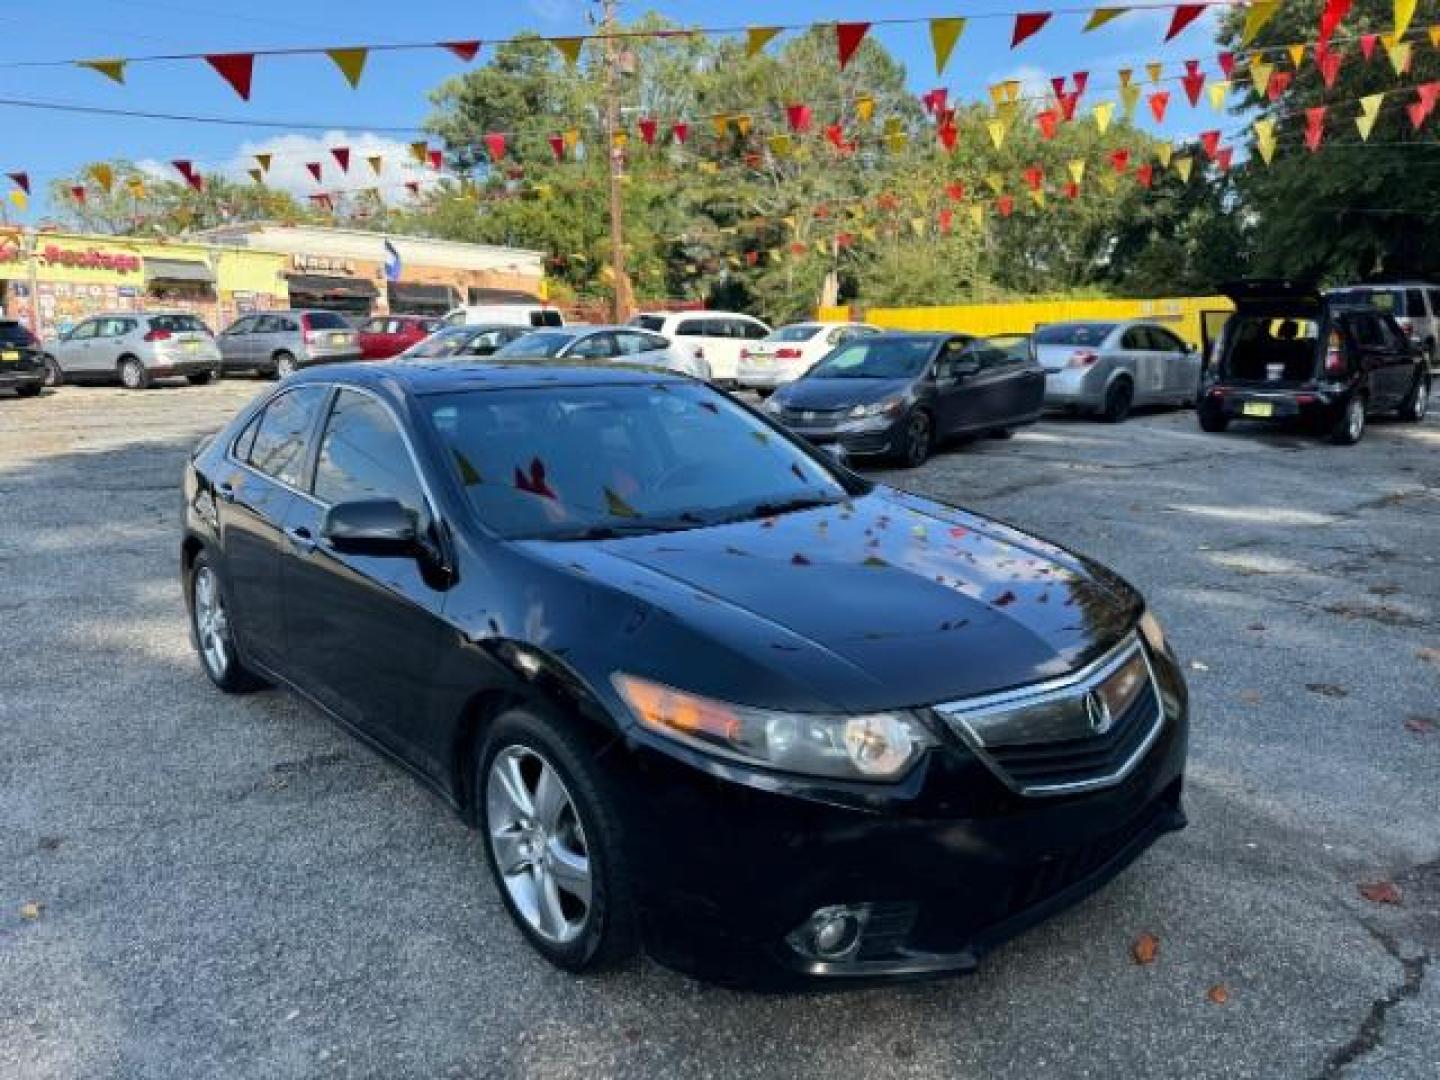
[2,380,1437,1080]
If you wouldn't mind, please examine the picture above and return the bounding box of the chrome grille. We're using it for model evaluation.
[934,636,1165,797]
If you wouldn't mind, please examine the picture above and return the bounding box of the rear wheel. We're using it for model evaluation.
[1101,378,1133,422]
[898,409,933,468]
[1330,395,1366,445]
[1198,407,1229,433]
[15,382,41,398]
[186,370,216,386]
[273,351,297,379]
[41,355,62,387]
[188,554,266,692]
[1399,372,1430,422]
[119,356,150,390]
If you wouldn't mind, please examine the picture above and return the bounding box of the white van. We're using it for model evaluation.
[628,311,771,387]
[443,305,565,329]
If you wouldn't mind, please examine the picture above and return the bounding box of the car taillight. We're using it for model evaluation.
[739,348,750,360]
[1399,320,1418,338]
[1068,349,1098,367]
[1324,331,1346,374]
[144,329,172,342]
[776,348,803,359]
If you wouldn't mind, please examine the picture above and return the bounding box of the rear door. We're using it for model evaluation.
[567,331,620,360]
[1344,311,1403,406]
[1116,326,1156,401]
[1149,325,1197,399]
[219,316,257,369]
[1375,314,1418,405]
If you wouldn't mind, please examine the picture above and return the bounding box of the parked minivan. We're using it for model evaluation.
[1326,281,1440,372]
[628,311,772,388]
[218,310,360,378]
[443,305,565,329]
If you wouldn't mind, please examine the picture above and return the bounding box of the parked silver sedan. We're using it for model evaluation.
[43,311,221,389]
[1035,320,1202,421]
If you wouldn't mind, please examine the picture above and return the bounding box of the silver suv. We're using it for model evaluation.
[1326,283,1440,372]
[43,312,221,389]
[217,309,360,378]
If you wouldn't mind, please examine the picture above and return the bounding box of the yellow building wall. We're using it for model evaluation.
[819,295,1234,348]
[215,248,290,299]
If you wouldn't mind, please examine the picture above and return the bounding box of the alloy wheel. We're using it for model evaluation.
[42,356,62,387]
[1414,379,1429,419]
[486,746,592,945]
[192,566,231,678]
[1347,399,1365,441]
[121,360,145,389]
[276,353,297,379]
[905,411,932,467]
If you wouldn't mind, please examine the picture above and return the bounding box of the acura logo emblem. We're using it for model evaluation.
[1084,691,1114,735]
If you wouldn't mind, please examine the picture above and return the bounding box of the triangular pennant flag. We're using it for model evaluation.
[1254,118,1277,163]
[1208,80,1230,110]
[6,172,30,195]
[306,162,323,183]
[1267,70,1293,100]
[1242,1,1280,45]
[70,185,87,205]
[1136,163,1154,188]
[930,18,966,75]
[172,159,195,181]
[1361,33,1378,60]
[1218,51,1236,78]
[1396,0,1418,40]
[1028,189,1047,208]
[711,114,730,139]
[1182,68,1206,106]
[551,38,583,66]
[8,190,26,212]
[1149,91,1171,122]
[1200,130,1221,159]
[1037,109,1059,139]
[1084,8,1127,31]
[969,204,985,227]
[1407,98,1429,130]
[408,142,426,164]
[985,172,1005,194]
[1146,61,1164,84]
[484,132,507,161]
[247,168,263,184]
[428,149,443,169]
[127,176,145,199]
[1174,155,1193,182]
[206,53,255,100]
[1387,41,1412,76]
[1360,92,1386,119]
[1012,12,1052,48]
[1288,43,1307,69]
[327,49,368,88]
[997,195,1015,217]
[548,134,565,161]
[786,103,812,133]
[367,154,383,175]
[1250,60,1274,98]
[836,23,870,69]
[331,147,350,173]
[185,172,204,194]
[1052,75,1069,100]
[1023,165,1045,191]
[1072,70,1090,95]
[855,95,875,123]
[1156,143,1173,166]
[1319,49,1344,89]
[938,121,959,151]
[996,99,1021,125]
[1418,80,1440,111]
[745,26,781,57]
[1305,107,1327,151]
[1068,159,1087,184]
[946,182,966,201]
[91,163,113,193]
[885,131,907,154]
[1064,181,1080,199]
[1093,101,1116,133]
[1058,91,1081,121]
[986,119,1008,150]
[910,216,927,237]
[938,208,954,234]
[1110,148,1130,174]
[768,134,792,158]
[735,115,753,137]
[1430,24,1440,48]
[1118,68,1134,88]
[78,59,126,83]
[405,181,420,197]
[671,121,689,145]
[1166,5,1206,41]
[1120,82,1142,118]
[442,41,482,62]
[638,117,658,145]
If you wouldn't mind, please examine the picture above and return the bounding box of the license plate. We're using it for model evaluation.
[331,333,347,345]
[1242,401,1274,418]
[0,350,17,362]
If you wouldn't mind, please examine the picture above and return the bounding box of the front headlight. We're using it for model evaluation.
[613,673,935,781]
[847,396,904,419]
[1138,610,1167,656]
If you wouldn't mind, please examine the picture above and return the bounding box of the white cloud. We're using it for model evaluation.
[995,64,1052,103]
[527,0,579,25]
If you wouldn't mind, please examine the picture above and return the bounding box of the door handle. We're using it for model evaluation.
[286,524,318,553]
[216,481,236,503]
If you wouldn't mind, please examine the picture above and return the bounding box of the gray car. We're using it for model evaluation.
[43,311,221,390]
[492,325,709,380]
[1035,320,1202,421]
[217,309,360,378]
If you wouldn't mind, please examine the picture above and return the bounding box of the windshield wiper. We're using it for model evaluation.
[710,496,842,526]
[550,516,705,541]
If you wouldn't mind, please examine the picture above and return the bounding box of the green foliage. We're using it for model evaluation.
[47,164,310,236]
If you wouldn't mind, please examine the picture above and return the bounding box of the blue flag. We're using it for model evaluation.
[383,239,402,282]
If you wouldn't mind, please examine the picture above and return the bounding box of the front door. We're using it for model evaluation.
[55,319,100,377]
[946,339,1021,434]
[219,316,257,369]
[280,387,454,774]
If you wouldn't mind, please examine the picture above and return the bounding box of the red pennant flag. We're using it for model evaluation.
[185,173,204,193]
[1305,106,1327,152]
[1217,51,1235,78]
[1408,100,1429,130]
[1216,147,1233,171]
[1023,166,1044,191]
[206,53,255,100]
[1065,181,1080,199]
[745,250,759,266]
[938,122,958,151]
[786,103,812,133]
[1318,0,1352,49]
[1051,76,1068,101]
[331,147,350,172]
[945,182,965,201]
[939,208,954,234]
[1418,81,1440,113]
[1012,12,1051,48]
[548,134,565,161]
[1109,148,1130,174]
[405,181,421,196]
[305,162,322,183]
[172,159,195,181]
[639,117,658,145]
[442,41,481,62]
[1360,33,1377,61]
[790,242,807,256]
[1148,91,1170,122]
[836,231,855,250]
[1037,109,1059,139]
[927,88,949,114]
[70,185,86,205]
[836,23,870,69]
[1072,71,1089,95]
[1136,163,1154,188]
[1318,49,1344,89]
[1182,65,1206,106]
[1267,71,1293,102]
[484,132,506,161]
[1165,5,1206,41]
[672,121,689,144]
[998,195,1015,217]
[7,172,29,195]
[1200,130,1221,159]
[825,123,845,150]
[815,204,831,219]
[1058,91,1081,121]
[427,149,443,170]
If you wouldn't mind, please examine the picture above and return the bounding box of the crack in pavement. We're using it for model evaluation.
[1313,924,1432,1079]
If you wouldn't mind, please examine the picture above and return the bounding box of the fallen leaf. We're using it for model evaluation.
[1305,683,1348,699]
[1131,931,1160,965]
[18,901,42,920]
[1404,715,1437,735]
[992,590,1017,608]
[1190,660,1210,672]
[1238,690,1262,705]
[1206,984,1229,1005]
[1358,881,1402,905]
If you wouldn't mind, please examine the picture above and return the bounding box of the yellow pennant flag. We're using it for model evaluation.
[1028,188,1047,209]
[1068,159,1087,184]
[711,114,730,139]
[986,119,1008,150]
[767,134,792,158]
[1287,44,1306,69]
[247,168,263,185]
[910,217,927,237]
[814,239,828,255]
[855,95,875,123]
[563,128,581,150]
[884,116,904,136]
[367,155,383,175]
[1120,83,1141,118]
[612,130,629,150]
[1146,61,1163,84]
[861,225,878,242]
[1156,143,1173,167]
[1093,101,1116,133]
[1430,25,1440,49]
[929,18,966,75]
[1360,92,1386,119]
[886,131,908,154]
[127,176,146,198]
[1356,111,1379,141]
[1249,60,1274,98]
[782,215,797,231]
[999,79,1021,103]
[745,27,780,56]
[1396,0,1419,41]
[327,48,368,88]
[9,189,27,212]
[1098,172,1119,194]
[699,161,720,175]
[1174,156,1193,183]
[1118,68,1134,88]
[996,100,1020,126]
[1387,41,1412,76]
[408,142,426,164]
[91,163,114,193]
[1242,0,1280,45]
[984,172,1005,194]
[551,38,584,66]
[1253,119,1277,164]
[734,115,752,136]
[255,153,273,172]
[1084,8,1127,32]
[968,204,984,228]
[78,58,126,83]
[1208,81,1230,111]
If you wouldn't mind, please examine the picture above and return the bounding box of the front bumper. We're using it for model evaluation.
[617,647,1190,986]
[776,414,903,458]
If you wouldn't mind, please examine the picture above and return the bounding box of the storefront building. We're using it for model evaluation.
[195,224,547,319]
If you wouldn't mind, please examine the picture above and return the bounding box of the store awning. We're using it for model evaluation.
[145,257,214,285]
[287,273,379,300]
[467,287,542,305]
[388,281,456,308]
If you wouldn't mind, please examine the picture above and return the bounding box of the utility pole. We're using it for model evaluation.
[599,0,631,322]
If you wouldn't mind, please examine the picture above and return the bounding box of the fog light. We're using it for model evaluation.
[787,903,873,962]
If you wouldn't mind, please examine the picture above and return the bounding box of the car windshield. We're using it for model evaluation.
[407,327,478,358]
[0,321,35,345]
[1033,323,1116,346]
[766,325,822,342]
[494,331,578,359]
[807,338,934,379]
[426,382,850,541]
[149,314,209,333]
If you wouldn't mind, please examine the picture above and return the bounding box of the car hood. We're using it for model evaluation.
[776,377,914,409]
[518,489,1141,711]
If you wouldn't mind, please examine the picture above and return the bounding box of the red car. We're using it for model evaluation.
[357,315,442,360]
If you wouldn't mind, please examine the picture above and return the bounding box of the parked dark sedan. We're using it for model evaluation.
[762,332,1045,466]
[181,361,1187,985]
[0,319,46,397]
[1199,280,1429,444]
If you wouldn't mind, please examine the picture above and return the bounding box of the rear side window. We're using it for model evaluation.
[1348,313,1387,348]
[1406,289,1427,318]
[304,311,350,331]
[1428,289,1440,316]
[1150,328,1187,353]
[1034,323,1116,346]
[530,310,563,328]
[675,320,706,336]
[1120,328,1147,350]
[740,320,768,340]
[0,321,35,345]
[245,386,329,488]
[149,314,208,333]
[313,389,426,515]
[631,315,666,332]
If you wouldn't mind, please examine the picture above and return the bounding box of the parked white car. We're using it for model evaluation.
[628,311,770,387]
[735,321,881,394]
[491,325,709,380]
[443,304,565,329]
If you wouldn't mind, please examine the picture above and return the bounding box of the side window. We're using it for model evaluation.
[68,320,99,341]
[1120,327,1147,350]
[1377,317,1407,350]
[1427,289,1440,317]
[740,320,768,340]
[976,343,1013,370]
[253,315,279,333]
[279,317,300,333]
[246,386,328,488]
[227,316,256,335]
[1406,289,1427,318]
[313,390,427,515]
[570,332,617,359]
[233,413,262,461]
[675,320,705,337]
[1152,328,1186,354]
[1348,313,1385,348]
[641,333,669,353]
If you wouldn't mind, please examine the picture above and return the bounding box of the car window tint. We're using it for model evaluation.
[740,320,768,340]
[1120,328,1147,350]
[227,317,257,335]
[313,389,426,514]
[0,321,35,345]
[233,413,262,461]
[68,321,99,340]
[570,332,617,359]
[253,315,279,333]
[530,310,564,328]
[1349,313,1386,347]
[1377,316,1407,349]
[246,385,328,488]
[1406,289,1426,318]
[149,314,208,334]
[1035,323,1116,346]
[304,311,350,330]
[1151,328,1186,353]
[1428,289,1440,315]
[360,318,387,332]
[675,320,705,336]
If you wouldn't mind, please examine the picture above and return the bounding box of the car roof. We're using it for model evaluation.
[287,359,689,397]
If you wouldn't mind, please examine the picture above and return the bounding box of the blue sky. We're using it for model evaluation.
[0,0,1237,219]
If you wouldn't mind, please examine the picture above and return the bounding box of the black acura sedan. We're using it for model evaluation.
[762,332,1046,467]
[182,361,1187,985]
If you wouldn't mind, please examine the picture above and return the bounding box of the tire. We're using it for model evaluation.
[186,370,216,386]
[898,409,933,468]
[1101,378,1133,423]
[1330,395,1366,445]
[1398,372,1430,422]
[1198,407,1229,433]
[187,553,267,693]
[273,351,298,379]
[119,356,150,390]
[41,355,62,387]
[15,382,42,398]
[478,706,639,973]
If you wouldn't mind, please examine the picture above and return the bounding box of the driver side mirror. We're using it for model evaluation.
[321,498,418,557]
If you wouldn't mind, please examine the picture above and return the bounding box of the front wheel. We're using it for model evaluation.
[119,357,150,390]
[898,409,933,468]
[1330,395,1366,445]
[479,707,638,973]
[1399,373,1430,422]
[273,351,298,379]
